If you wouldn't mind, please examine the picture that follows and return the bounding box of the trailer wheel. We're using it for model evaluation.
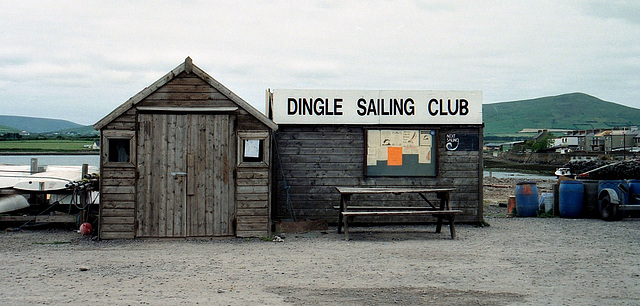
[600,196,623,221]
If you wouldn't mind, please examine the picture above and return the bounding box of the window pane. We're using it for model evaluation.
[109,139,131,163]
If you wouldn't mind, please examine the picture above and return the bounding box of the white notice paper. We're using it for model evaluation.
[244,139,260,158]
[418,146,432,164]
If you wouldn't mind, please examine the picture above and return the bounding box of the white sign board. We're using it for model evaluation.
[270,89,482,125]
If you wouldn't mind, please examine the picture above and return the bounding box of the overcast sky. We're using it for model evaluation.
[1,1,639,125]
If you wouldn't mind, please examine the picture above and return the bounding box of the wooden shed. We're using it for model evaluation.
[268,90,484,224]
[94,57,277,239]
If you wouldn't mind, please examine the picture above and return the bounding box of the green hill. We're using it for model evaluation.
[483,93,640,138]
[0,115,83,134]
[0,124,21,134]
[53,125,99,136]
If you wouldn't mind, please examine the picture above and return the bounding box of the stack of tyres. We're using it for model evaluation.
[559,180,584,218]
[515,181,539,217]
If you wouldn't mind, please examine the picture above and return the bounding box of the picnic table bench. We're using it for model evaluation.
[335,187,462,240]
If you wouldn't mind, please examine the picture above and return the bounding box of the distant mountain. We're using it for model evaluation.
[483,93,640,138]
[0,115,83,134]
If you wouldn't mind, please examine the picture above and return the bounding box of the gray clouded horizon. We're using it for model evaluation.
[1,1,639,125]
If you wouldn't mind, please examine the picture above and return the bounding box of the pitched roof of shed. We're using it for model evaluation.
[94,57,277,131]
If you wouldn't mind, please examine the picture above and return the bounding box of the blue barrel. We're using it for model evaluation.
[559,180,584,218]
[515,181,539,217]
[629,180,640,205]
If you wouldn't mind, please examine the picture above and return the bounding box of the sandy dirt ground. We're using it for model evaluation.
[1,177,639,305]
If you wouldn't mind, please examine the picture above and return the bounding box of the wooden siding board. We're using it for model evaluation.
[101,186,135,194]
[205,115,215,236]
[101,223,135,232]
[102,216,135,224]
[237,178,269,186]
[102,193,136,202]
[101,201,135,210]
[102,179,135,186]
[146,91,231,101]
[238,200,269,209]
[101,169,136,179]
[237,208,269,216]
[187,116,198,235]
[225,115,236,236]
[174,114,187,237]
[101,208,135,217]
[137,113,149,237]
[197,114,208,236]
[153,83,224,94]
[237,170,269,179]
[237,193,269,201]
[102,122,136,131]
[165,114,177,236]
[212,115,223,236]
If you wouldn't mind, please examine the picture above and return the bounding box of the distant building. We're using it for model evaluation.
[596,127,637,154]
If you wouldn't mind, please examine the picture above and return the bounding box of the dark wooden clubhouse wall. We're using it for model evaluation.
[273,125,483,223]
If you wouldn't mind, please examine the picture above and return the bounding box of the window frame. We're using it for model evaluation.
[102,130,136,168]
[238,131,270,168]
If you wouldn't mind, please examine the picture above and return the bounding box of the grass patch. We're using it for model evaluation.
[0,140,98,152]
[536,210,557,218]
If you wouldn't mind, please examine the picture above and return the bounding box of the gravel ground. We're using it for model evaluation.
[1,178,639,305]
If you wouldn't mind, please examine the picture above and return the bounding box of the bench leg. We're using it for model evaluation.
[435,216,443,233]
[449,215,456,239]
[337,194,349,234]
[343,214,350,240]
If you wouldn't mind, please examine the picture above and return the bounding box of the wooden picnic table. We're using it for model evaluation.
[335,187,462,240]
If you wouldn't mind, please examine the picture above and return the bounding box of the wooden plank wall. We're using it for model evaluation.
[236,165,270,237]
[272,125,483,223]
[99,108,137,239]
[236,112,272,237]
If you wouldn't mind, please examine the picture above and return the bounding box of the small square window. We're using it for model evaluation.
[108,138,131,163]
[238,131,269,167]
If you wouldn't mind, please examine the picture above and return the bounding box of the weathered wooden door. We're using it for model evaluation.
[136,113,236,237]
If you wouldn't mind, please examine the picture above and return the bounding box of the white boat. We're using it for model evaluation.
[0,165,32,189]
[0,194,29,213]
[12,165,99,192]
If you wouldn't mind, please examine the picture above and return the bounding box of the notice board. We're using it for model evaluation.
[365,129,437,176]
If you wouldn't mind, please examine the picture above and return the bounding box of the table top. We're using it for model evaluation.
[336,187,454,194]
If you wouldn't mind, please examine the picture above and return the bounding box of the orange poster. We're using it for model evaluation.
[387,147,403,166]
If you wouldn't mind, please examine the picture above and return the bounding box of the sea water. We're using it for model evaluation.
[0,155,100,168]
